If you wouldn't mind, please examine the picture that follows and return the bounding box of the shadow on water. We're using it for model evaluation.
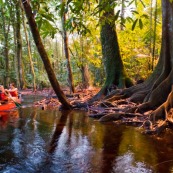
[0,95,173,172]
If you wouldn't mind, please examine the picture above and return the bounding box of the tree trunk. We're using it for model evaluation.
[151,0,158,71]
[4,36,10,87]
[106,0,173,129]
[11,1,19,88]
[149,0,153,71]
[120,0,125,31]
[146,0,173,121]
[80,36,90,89]
[21,0,72,109]
[21,2,36,91]
[0,7,10,87]
[81,64,90,89]
[91,0,133,101]
[16,0,25,89]
[61,0,75,93]
[138,0,173,108]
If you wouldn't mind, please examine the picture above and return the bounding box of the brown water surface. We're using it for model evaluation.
[0,96,173,173]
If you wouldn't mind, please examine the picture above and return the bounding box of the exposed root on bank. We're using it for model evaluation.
[27,73,173,135]
[87,76,173,135]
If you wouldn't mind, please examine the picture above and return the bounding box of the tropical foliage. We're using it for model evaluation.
[0,0,161,89]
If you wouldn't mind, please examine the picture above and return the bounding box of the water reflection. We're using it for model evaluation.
[99,123,123,173]
[0,100,173,172]
[0,110,19,130]
[48,111,69,153]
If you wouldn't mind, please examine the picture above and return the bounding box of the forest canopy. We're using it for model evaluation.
[0,0,161,90]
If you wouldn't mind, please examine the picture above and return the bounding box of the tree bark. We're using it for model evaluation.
[89,0,173,134]
[61,0,75,93]
[120,0,125,30]
[147,1,173,118]
[0,7,10,87]
[139,0,173,109]
[105,0,173,128]
[11,0,19,88]
[21,2,36,91]
[16,0,25,89]
[21,0,72,109]
[91,0,133,101]
[151,0,158,71]
[81,64,90,89]
[80,36,90,89]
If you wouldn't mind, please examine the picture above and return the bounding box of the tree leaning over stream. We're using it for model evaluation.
[21,0,72,109]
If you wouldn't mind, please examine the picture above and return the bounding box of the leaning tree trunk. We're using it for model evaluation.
[91,0,133,101]
[21,0,72,109]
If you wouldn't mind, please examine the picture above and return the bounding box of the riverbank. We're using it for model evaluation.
[20,87,100,110]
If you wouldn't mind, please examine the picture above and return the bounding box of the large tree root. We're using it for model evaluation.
[88,73,173,135]
[133,70,173,114]
[89,69,159,103]
[138,85,173,134]
[150,88,173,121]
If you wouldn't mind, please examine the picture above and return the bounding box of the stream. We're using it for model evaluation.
[0,95,173,173]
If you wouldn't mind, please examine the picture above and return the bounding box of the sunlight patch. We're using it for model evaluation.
[113,152,152,173]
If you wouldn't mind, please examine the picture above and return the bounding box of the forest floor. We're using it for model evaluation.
[20,87,100,110]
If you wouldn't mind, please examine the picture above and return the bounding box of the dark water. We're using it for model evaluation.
[0,96,173,173]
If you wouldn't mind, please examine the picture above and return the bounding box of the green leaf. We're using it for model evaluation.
[139,0,146,7]
[135,0,137,7]
[141,14,149,19]
[128,0,135,7]
[36,17,43,30]
[131,10,139,14]
[132,19,138,31]
[139,19,143,29]
[40,13,54,22]
[126,16,133,23]
[59,2,66,17]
